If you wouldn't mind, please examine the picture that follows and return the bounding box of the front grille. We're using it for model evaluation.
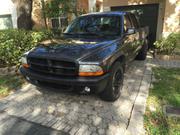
[28,57,77,76]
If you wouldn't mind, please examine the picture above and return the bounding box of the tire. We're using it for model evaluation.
[136,41,148,60]
[100,62,124,102]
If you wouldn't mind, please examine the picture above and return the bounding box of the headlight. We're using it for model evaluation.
[79,65,104,76]
[21,56,27,64]
[20,55,29,68]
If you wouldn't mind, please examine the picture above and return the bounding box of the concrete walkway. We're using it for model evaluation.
[0,57,179,135]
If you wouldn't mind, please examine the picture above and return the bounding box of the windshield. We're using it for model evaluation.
[64,15,122,36]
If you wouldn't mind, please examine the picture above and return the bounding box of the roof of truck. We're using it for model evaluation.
[82,11,127,17]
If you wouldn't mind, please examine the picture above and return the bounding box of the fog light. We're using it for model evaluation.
[26,76,30,81]
[84,87,91,92]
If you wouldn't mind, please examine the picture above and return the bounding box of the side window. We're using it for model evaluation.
[124,15,132,32]
[0,15,13,30]
[130,14,139,28]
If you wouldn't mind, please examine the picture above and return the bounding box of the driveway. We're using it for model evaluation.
[0,59,155,135]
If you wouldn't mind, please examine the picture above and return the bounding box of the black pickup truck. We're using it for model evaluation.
[20,11,149,101]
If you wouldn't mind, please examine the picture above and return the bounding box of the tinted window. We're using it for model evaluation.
[124,15,132,32]
[129,14,139,28]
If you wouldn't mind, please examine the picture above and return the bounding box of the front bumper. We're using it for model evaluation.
[20,67,110,93]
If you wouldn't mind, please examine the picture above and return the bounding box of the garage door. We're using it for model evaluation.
[111,4,159,48]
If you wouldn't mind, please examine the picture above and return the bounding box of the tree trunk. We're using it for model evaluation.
[41,0,48,29]
[12,0,33,30]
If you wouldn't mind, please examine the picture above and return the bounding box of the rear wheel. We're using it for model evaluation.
[100,62,124,101]
[136,41,148,60]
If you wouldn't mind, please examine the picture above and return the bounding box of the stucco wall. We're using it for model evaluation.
[163,0,180,37]
[77,0,89,13]
[103,0,162,7]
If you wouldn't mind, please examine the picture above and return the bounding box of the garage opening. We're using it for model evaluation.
[111,4,159,48]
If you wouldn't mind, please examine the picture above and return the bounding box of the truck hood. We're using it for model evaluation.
[28,38,115,61]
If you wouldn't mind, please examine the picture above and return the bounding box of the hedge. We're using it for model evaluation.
[0,29,53,67]
[154,32,180,55]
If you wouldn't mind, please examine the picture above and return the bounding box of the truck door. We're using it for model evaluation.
[129,14,142,56]
[123,14,137,61]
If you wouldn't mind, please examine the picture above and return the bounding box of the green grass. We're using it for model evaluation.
[144,68,180,135]
[0,75,25,98]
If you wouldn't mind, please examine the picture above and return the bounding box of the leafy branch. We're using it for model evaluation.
[44,0,77,18]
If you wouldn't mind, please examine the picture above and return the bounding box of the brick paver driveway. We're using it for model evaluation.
[2,58,178,135]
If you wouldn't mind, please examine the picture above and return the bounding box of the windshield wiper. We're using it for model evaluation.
[63,32,75,35]
[63,32,111,38]
[76,32,108,37]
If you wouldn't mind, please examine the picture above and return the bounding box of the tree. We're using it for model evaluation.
[41,0,48,28]
[12,0,33,30]
[44,0,78,18]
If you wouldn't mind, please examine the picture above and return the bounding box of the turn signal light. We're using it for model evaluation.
[79,71,104,77]
[23,64,30,68]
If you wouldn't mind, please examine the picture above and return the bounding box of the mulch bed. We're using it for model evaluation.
[155,54,180,61]
[0,66,18,76]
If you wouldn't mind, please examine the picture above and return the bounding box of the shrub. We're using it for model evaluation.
[0,29,53,67]
[154,32,180,55]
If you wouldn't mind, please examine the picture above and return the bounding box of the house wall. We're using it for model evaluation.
[103,0,180,38]
[77,0,89,13]
[0,0,17,29]
[97,0,104,12]
[163,0,180,37]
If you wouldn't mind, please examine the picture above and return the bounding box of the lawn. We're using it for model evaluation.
[144,68,180,135]
[0,75,25,98]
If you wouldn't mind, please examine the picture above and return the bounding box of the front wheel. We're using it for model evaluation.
[100,62,124,101]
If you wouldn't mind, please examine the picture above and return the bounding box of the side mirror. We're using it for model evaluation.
[62,27,67,33]
[125,28,135,35]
